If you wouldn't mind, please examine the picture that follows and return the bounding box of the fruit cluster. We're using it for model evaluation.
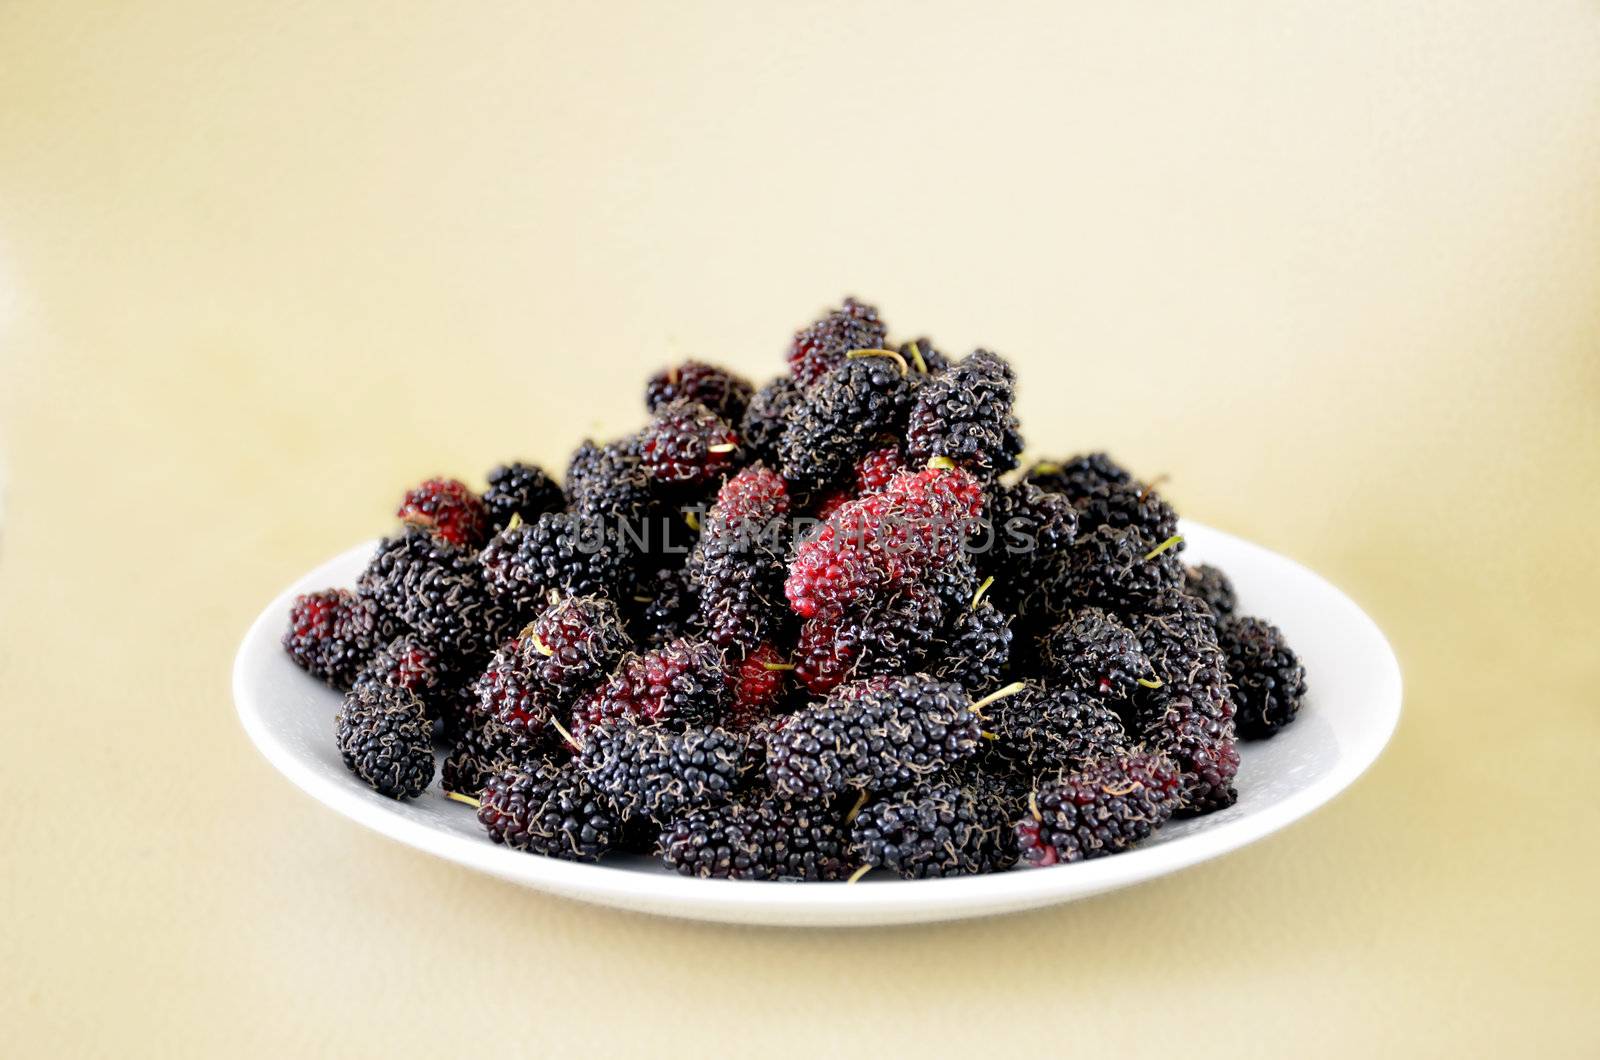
[285,299,1308,880]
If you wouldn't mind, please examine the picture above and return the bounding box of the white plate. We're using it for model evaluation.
[233,521,1400,926]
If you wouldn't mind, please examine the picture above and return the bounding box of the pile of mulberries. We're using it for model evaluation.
[284,299,1309,879]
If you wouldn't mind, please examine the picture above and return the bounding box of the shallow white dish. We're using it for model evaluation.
[234,521,1400,926]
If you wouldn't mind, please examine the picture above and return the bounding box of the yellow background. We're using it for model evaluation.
[2,2,1596,1056]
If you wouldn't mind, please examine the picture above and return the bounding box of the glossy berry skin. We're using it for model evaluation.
[1022,452,1133,503]
[793,588,944,696]
[335,684,435,800]
[1185,564,1238,621]
[638,400,740,488]
[658,797,849,881]
[1218,614,1307,739]
[283,588,387,691]
[646,360,755,424]
[777,354,911,491]
[784,465,984,621]
[725,642,789,729]
[570,638,729,739]
[357,525,505,669]
[1014,753,1183,866]
[1040,607,1155,700]
[984,685,1129,775]
[578,723,747,826]
[787,297,887,387]
[478,513,630,620]
[738,377,802,465]
[932,602,1013,695]
[905,350,1024,480]
[396,477,490,548]
[528,594,634,705]
[477,763,618,862]
[766,675,982,801]
[850,778,1013,879]
[482,462,565,531]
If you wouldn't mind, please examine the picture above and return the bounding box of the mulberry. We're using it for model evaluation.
[1218,614,1306,739]
[284,588,388,691]
[1014,752,1183,866]
[474,762,618,862]
[396,477,489,548]
[905,350,1024,480]
[335,684,435,799]
[646,360,755,423]
[482,462,565,531]
[787,297,887,387]
[849,778,1013,878]
[765,675,982,801]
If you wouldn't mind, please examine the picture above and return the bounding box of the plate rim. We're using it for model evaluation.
[233,521,1401,925]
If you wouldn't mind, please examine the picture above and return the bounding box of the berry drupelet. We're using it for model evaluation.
[284,588,389,691]
[658,797,850,881]
[1064,524,1185,611]
[565,439,652,523]
[688,465,793,651]
[638,400,740,489]
[738,376,802,465]
[787,297,887,387]
[570,637,729,739]
[646,360,755,424]
[396,477,490,549]
[980,481,1078,581]
[777,353,911,491]
[1040,606,1155,700]
[1217,614,1307,739]
[478,512,630,620]
[482,462,565,532]
[357,526,505,670]
[1131,592,1240,814]
[792,586,945,695]
[1185,564,1238,621]
[983,684,1130,776]
[765,674,983,801]
[354,632,465,738]
[1023,452,1133,503]
[905,350,1024,480]
[854,445,904,493]
[335,684,435,800]
[725,642,791,729]
[474,762,618,862]
[1072,479,1179,542]
[849,777,1014,879]
[527,594,634,706]
[784,463,984,621]
[630,566,696,646]
[932,600,1014,695]
[578,722,747,826]
[1015,752,1183,866]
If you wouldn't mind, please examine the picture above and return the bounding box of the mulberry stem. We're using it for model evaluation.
[1144,534,1183,560]
[845,347,908,376]
[846,864,873,884]
[445,792,482,810]
[969,680,1028,716]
